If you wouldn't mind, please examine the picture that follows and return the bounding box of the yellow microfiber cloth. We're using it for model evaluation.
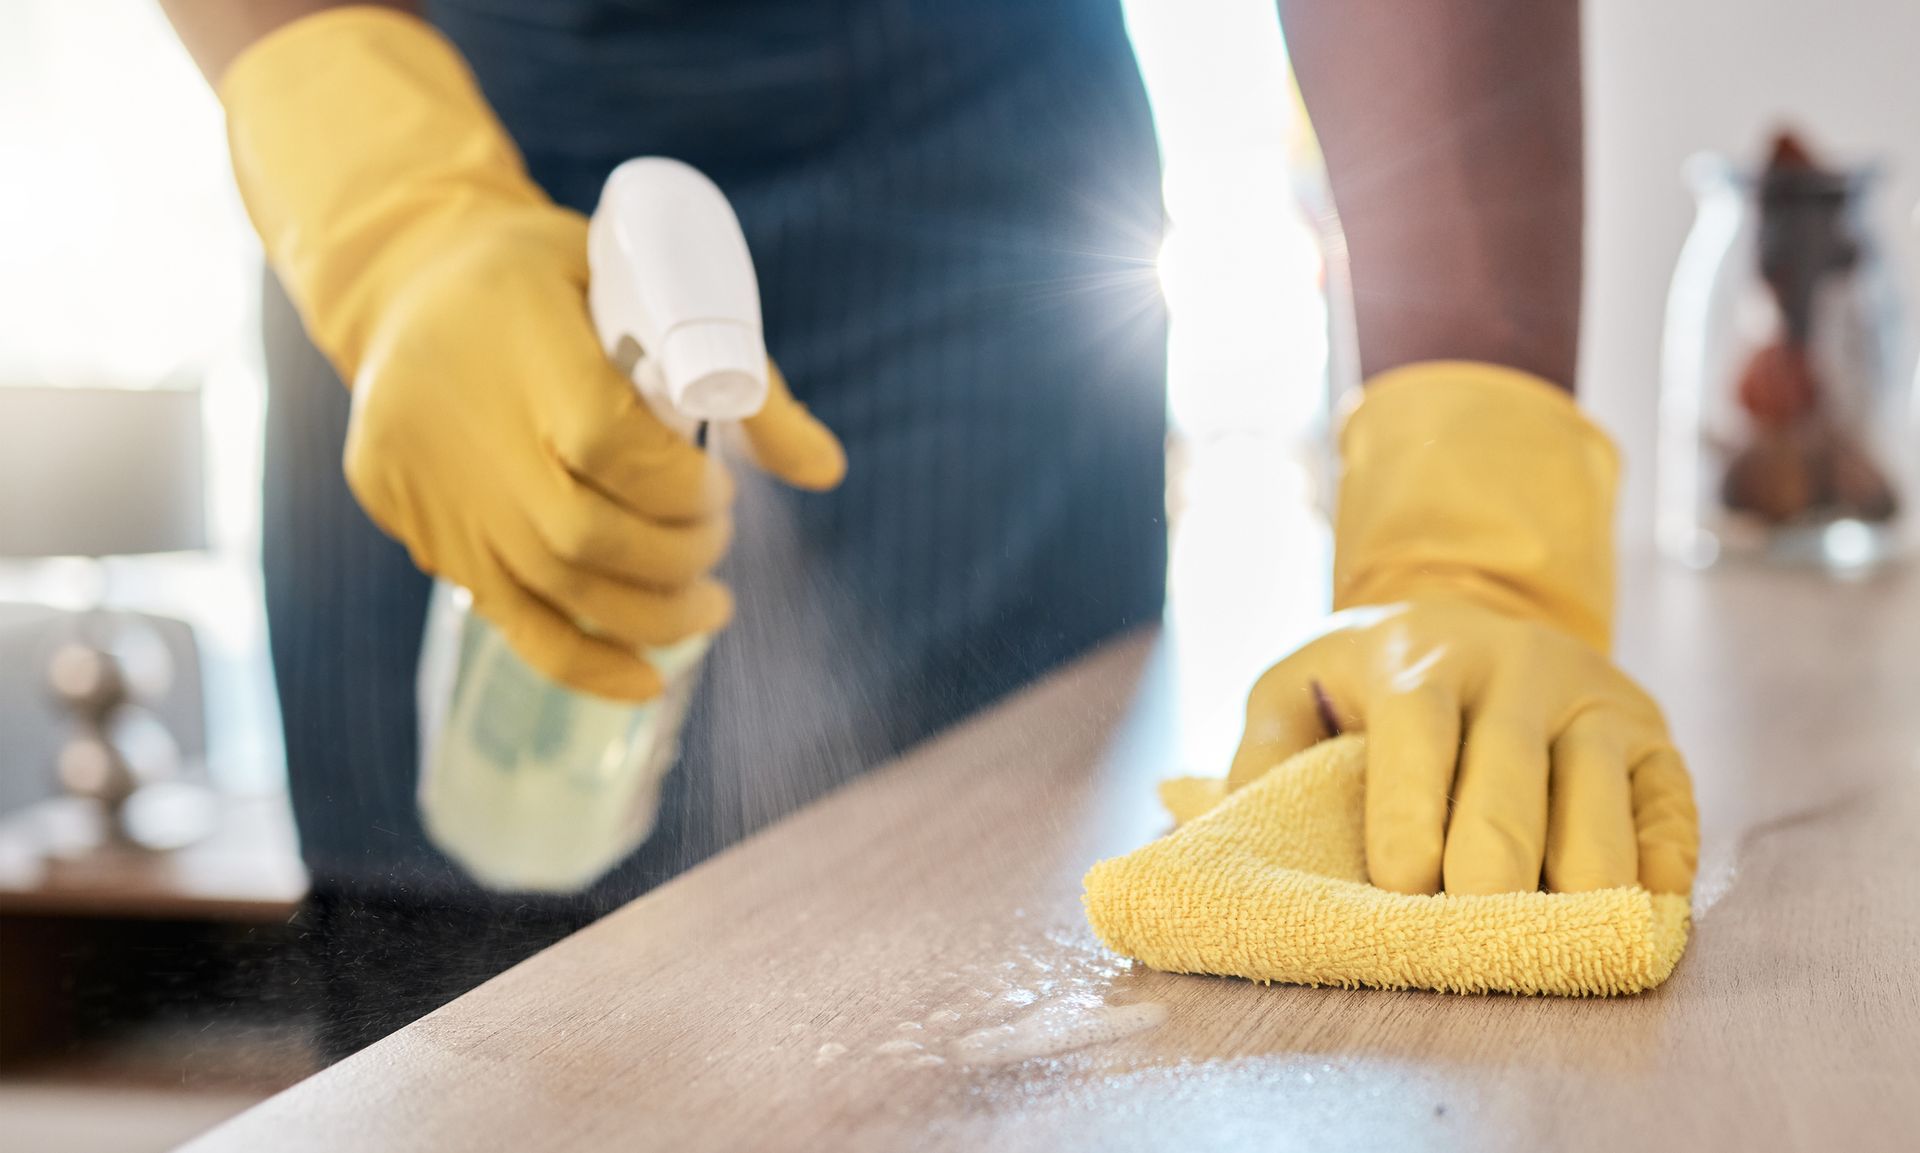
[1084,735,1690,996]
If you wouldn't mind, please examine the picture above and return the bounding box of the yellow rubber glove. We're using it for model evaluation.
[1228,363,1698,897]
[220,10,845,701]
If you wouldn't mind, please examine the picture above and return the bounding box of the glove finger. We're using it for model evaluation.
[1630,745,1700,895]
[1227,643,1345,792]
[518,210,736,520]
[738,362,847,491]
[538,311,736,522]
[1444,702,1549,895]
[549,385,736,521]
[1364,685,1459,895]
[492,534,733,651]
[526,471,732,590]
[1544,710,1638,892]
[472,563,667,703]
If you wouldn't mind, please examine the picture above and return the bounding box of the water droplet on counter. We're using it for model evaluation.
[1692,834,1740,920]
[950,1001,1167,1067]
[814,1042,848,1067]
[875,1039,924,1055]
[896,1021,923,1031]
[926,1008,962,1024]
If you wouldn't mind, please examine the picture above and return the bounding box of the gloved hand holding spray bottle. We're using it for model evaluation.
[417,158,770,893]
[218,10,844,895]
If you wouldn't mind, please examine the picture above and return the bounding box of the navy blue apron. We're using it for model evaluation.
[262,0,1166,1056]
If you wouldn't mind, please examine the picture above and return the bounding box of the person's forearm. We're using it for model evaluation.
[159,0,418,84]
[1281,0,1583,392]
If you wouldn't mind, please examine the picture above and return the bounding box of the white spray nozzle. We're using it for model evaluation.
[587,158,769,428]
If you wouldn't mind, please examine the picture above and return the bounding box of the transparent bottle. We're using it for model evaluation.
[415,586,710,892]
[415,158,768,892]
[1659,133,1914,570]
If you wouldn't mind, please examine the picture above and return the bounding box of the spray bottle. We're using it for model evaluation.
[415,158,768,893]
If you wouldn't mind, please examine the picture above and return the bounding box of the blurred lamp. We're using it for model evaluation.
[0,384,211,849]
[0,384,206,560]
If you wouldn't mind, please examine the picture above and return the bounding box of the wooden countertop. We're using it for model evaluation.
[187,558,1920,1152]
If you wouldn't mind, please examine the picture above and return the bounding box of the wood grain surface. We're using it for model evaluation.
[186,559,1920,1152]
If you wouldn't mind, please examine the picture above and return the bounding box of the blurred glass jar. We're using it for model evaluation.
[1660,135,1914,570]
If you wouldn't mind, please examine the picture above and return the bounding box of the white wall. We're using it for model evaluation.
[1585,0,1920,549]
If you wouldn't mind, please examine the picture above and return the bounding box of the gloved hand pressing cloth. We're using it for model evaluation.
[1085,363,1699,995]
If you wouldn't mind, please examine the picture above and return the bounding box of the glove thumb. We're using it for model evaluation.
[739,361,846,491]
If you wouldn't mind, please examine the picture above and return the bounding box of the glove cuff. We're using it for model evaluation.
[1332,361,1620,652]
[221,7,548,377]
